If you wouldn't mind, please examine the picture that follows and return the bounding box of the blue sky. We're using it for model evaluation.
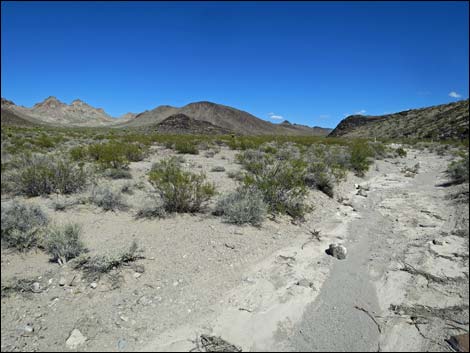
[1,1,468,127]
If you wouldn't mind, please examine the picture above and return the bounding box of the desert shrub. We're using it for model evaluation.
[120,182,134,194]
[1,201,49,251]
[210,166,226,172]
[51,197,78,211]
[305,168,335,197]
[90,186,127,211]
[214,187,267,226]
[103,168,132,179]
[8,153,88,196]
[240,151,310,219]
[227,170,245,181]
[86,142,145,169]
[175,141,199,155]
[395,147,407,158]
[350,141,373,176]
[149,157,216,213]
[204,151,215,158]
[70,145,87,161]
[447,155,469,184]
[135,197,167,219]
[44,223,86,264]
[367,141,387,159]
[72,241,143,279]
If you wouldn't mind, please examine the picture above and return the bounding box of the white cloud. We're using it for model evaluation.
[354,110,367,115]
[268,112,284,120]
[449,91,461,98]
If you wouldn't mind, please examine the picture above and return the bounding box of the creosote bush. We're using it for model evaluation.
[174,141,199,155]
[350,141,374,176]
[148,157,215,213]
[1,201,49,251]
[8,153,88,196]
[44,223,86,264]
[214,187,267,226]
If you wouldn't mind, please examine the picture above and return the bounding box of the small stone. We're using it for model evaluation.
[173,281,179,287]
[447,333,469,352]
[327,243,347,260]
[90,282,98,289]
[120,315,129,322]
[234,230,244,235]
[32,282,41,293]
[133,273,142,279]
[59,277,67,286]
[18,324,34,336]
[138,296,152,306]
[66,329,87,349]
[243,277,255,284]
[432,239,444,245]
[117,338,127,350]
[296,279,314,288]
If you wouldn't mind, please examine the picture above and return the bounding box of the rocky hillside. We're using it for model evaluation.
[329,99,469,140]
[119,101,330,136]
[1,98,45,126]
[1,97,119,127]
[146,113,233,135]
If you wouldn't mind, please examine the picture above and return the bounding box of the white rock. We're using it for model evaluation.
[133,272,142,279]
[328,243,347,260]
[90,282,98,289]
[32,282,41,293]
[59,277,67,286]
[66,329,87,349]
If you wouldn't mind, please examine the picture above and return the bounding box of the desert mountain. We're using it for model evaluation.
[329,99,469,140]
[1,97,118,127]
[120,101,331,136]
[1,98,46,126]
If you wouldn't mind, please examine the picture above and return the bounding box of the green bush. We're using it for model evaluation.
[149,157,215,213]
[1,201,49,251]
[8,154,88,196]
[174,141,199,155]
[350,141,373,176]
[240,151,310,219]
[44,223,86,264]
[103,168,132,179]
[395,147,407,158]
[447,155,469,184]
[214,187,267,226]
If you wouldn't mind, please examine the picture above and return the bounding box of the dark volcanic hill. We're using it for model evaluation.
[329,99,469,140]
[119,101,330,136]
[148,113,234,135]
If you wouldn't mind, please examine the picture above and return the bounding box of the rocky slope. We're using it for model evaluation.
[1,97,118,127]
[329,99,469,140]
[146,113,233,135]
[1,98,45,126]
[119,101,330,136]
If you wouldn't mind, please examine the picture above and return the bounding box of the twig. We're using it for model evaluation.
[238,307,253,313]
[354,305,382,333]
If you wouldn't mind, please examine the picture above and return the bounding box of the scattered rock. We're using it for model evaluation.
[90,282,98,289]
[326,244,348,260]
[356,188,368,197]
[138,296,153,306]
[66,329,87,349]
[58,277,67,286]
[432,239,444,245]
[133,272,142,279]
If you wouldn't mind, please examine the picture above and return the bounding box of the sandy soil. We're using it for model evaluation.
[1,146,468,352]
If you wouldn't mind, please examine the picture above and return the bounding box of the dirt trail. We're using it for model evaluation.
[142,149,469,352]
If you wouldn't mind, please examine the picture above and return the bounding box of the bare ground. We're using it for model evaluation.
[1,147,468,352]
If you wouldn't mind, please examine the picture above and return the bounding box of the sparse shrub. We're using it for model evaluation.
[204,151,215,158]
[103,168,132,179]
[8,153,88,196]
[214,187,267,226]
[121,182,134,194]
[44,223,86,264]
[91,186,127,211]
[350,141,373,176]
[227,170,245,181]
[210,166,226,172]
[149,157,216,213]
[447,155,469,184]
[175,141,199,155]
[86,142,145,169]
[367,141,387,159]
[305,168,335,197]
[135,197,167,219]
[72,241,143,279]
[51,196,77,211]
[395,147,407,158]
[1,201,49,251]
[240,151,310,219]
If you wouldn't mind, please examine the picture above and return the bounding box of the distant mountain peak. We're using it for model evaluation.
[281,120,292,125]
[34,96,66,108]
